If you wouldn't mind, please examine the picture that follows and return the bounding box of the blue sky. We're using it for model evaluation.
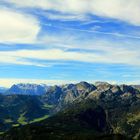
[0,0,140,87]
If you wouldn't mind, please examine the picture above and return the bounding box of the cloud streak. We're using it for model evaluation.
[0,46,139,67]
[6,0,140,26]
[43,24,140,40]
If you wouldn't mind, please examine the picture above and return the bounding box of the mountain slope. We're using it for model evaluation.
[1,99,133,140]
[0,94,53,132]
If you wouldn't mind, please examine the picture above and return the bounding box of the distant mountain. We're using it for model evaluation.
[132,85,140,91]
[6,83,49,95]
[0,81,140,140]
[0,86,8,94]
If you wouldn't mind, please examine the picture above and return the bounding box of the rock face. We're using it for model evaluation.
[43,82,139,107]
[44,82,96,105]
[6,83,48,95]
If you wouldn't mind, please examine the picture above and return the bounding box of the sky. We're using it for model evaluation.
[0,0,140,87]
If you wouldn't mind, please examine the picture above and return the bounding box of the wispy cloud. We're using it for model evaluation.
[5,0,140,26]
[0,55,47,67]
[44,12,90,21]
[43,24,140,40]
[0,46,139,66]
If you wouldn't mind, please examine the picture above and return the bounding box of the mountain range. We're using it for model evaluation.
[0,81,140,140]
[0,83,48,95]
[0,87,8,94]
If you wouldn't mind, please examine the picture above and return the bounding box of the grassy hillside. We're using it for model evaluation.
[1,99,136,140]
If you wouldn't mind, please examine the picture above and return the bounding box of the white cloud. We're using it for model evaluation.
[0,46,139,67]
[6,0,140,26]
[0,55,47,67]
[0,78,79,87]
[0,8,40,43]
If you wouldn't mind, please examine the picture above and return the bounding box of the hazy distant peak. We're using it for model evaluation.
[6,83,49,95]
[94,81,111,86]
